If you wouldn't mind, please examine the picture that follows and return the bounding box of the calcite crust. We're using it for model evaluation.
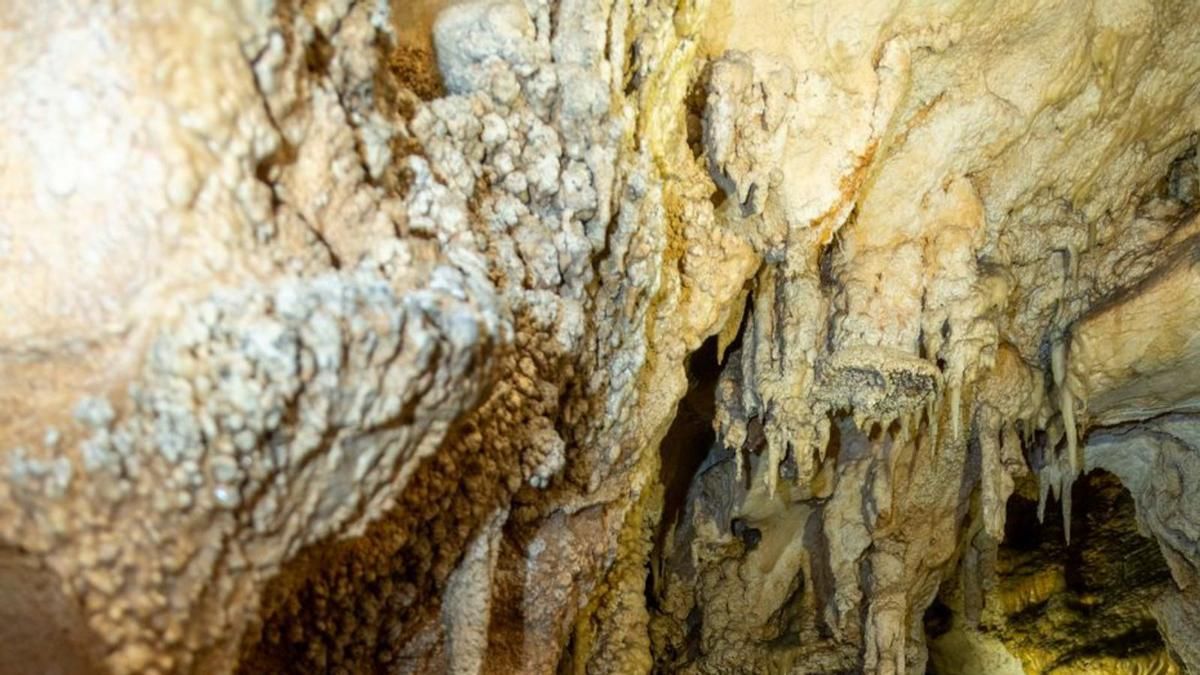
[2,0,1200,673]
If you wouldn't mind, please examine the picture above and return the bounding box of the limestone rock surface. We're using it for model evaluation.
[2,0,1200,674]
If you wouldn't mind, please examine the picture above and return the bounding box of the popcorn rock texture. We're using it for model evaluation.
[1,0,1200,673]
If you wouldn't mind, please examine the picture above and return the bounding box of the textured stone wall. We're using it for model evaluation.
[1,1,1199,673]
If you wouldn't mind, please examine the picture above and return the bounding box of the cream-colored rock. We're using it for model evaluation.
[1066,237,1200,428]
[3,0,1200,673]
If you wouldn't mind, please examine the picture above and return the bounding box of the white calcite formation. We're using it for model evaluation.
[1,0,1200,674]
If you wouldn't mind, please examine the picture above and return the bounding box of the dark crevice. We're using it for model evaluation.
[923,596,953,641]
[1165,140,1198,206]
[303,30,334,78]
[652,335,721,572]
[623,42,642,99]
[685,63,711,164]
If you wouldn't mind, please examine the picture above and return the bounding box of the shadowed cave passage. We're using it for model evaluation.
[644,333,727,671]
[656,335,722,556]
[927,470,1177,674]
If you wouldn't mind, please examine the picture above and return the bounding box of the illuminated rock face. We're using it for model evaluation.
[930,470,1180,675]
[1,1,1199,674]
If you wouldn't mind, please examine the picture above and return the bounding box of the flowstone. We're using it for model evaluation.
[2,0,1200,673]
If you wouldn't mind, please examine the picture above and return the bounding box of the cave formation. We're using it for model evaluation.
[2,1,1200,673]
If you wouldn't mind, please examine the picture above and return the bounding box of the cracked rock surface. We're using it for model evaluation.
[2,0,1200,673]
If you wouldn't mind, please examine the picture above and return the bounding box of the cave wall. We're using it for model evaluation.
[1,0,1199,673]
